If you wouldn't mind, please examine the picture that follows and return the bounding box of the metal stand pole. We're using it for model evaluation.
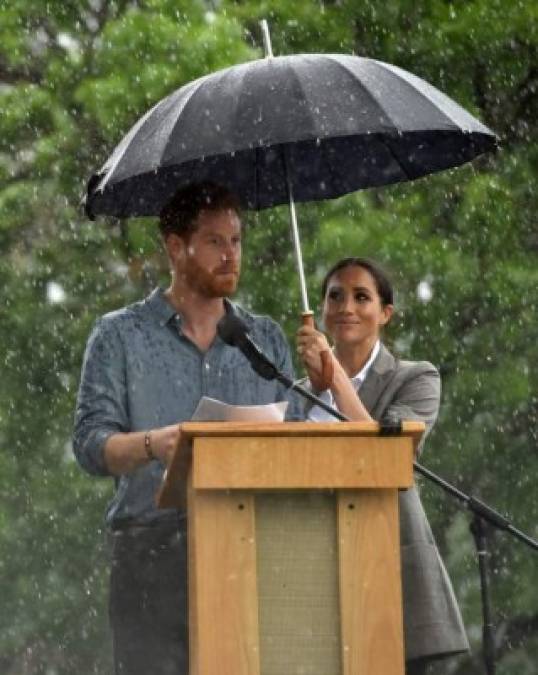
[470,516,496,675]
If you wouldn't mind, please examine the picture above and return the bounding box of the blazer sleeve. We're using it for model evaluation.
[384,361,440,456]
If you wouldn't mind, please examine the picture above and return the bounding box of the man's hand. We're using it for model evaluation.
[147,424,182,465]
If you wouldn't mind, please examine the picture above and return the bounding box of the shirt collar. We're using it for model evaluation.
[145,288,255,332]
[349,340,380,388]
[146,288,178,327]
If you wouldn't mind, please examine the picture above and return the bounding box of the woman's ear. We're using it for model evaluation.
[380,304,394,326]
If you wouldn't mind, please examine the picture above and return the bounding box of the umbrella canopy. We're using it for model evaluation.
[85,53,497,219]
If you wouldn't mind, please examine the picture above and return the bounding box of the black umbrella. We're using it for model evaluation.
[85,25,496,315]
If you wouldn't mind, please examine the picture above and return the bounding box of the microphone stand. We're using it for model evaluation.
[470,516,496,675]
[245,346,538,675]
[262,356,537,555]
[410,465,537,674]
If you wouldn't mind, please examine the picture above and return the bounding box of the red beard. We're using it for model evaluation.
[183,258,240,298]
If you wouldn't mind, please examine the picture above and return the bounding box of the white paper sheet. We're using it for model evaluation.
[191,396,288,422]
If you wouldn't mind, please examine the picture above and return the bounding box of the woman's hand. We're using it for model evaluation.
[296,325,335,387]
[296,325,374,422]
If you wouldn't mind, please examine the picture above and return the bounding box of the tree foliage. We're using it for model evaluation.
[1,1,536,673]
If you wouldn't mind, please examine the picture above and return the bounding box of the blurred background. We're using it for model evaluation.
[0,1,536,673]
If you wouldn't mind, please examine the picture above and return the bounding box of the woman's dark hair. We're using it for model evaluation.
[321,257,394,307]
[159,182,241,239]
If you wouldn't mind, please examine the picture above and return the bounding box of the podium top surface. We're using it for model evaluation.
[179,420,424,441]
[157,421,424,509]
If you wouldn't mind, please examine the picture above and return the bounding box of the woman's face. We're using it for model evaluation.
[322,265,393,348]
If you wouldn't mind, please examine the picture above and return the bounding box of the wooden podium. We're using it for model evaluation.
[158,421,424,675]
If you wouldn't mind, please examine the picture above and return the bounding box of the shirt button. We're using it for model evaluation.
[204,363,210,371]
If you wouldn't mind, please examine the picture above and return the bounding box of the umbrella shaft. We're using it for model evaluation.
[260,20,274,59]
[285,158,310,313]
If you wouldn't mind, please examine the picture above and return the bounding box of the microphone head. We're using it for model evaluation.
[217,311,278,382]
[216,312,250,347]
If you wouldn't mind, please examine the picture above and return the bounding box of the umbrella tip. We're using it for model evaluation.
[79,193,95,221]
[82,173,102,221]
[260,19,274,59]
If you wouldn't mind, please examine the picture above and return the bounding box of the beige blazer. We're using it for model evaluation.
[307,343,469,662]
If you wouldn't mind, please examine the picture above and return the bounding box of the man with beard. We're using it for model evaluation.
[73,182,300,675]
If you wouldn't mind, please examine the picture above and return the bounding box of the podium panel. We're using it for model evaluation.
[256,492,341,675]
[158,421,424,675]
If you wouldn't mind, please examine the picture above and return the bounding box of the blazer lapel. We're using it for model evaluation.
[358,343,397,415]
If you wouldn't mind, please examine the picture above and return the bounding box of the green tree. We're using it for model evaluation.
[1,1,536,673]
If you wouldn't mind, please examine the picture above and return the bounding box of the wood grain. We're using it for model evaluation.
[157,422,422,509]
[188,488,260,675]
[338,489,405,675]
[161,424,414,675]
[192,435,414,490]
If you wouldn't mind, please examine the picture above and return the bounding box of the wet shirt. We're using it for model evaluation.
[73,288,301,526]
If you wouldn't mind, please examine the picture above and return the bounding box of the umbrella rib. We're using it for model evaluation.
[99,75,214,192]
[258,55,327,148]
[96,97,167,191]
[319,133,350,202]
[228,63,263,208]
[160,74,215,164]
[324,54,402,131]
[373,60,470,131]
[378,135,414,181]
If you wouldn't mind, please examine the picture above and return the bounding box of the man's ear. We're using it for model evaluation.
[164,233,186,265]
[380,304,394,326]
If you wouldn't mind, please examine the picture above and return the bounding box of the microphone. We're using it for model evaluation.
[217,311,347,421]
[216,313,279,381]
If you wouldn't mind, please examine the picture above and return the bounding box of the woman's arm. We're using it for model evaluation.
[296,325,374,422]
[383,363,441,456]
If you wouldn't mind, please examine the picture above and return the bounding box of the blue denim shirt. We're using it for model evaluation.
[73,288,301,526]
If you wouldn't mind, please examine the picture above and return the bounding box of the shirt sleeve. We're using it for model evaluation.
[383,362,441,456]
[72,317,130,476]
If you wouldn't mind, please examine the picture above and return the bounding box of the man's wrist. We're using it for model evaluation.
[144,431,155,461]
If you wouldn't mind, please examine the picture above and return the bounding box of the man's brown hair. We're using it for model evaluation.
[159,182,241,239]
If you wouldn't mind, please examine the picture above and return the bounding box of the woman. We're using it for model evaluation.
[297,257,469,675]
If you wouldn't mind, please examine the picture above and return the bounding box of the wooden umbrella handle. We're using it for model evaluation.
[301,312,334,391]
